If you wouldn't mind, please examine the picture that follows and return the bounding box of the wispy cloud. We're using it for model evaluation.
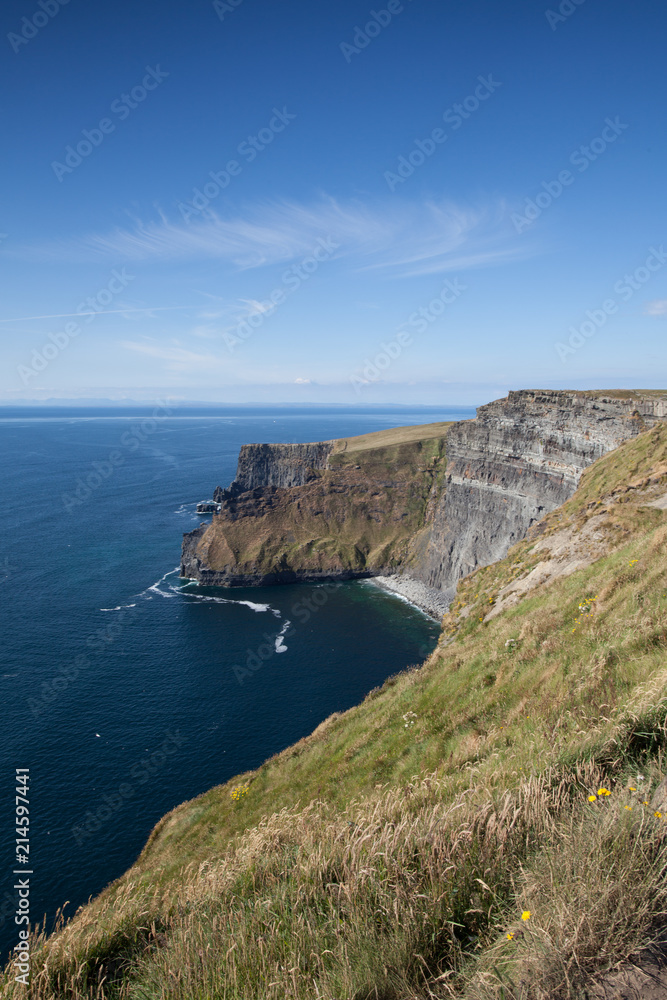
[645,299,667,317]
[356,201,526,277]
[6,196,532,278]
[0,305,192,324]
[120,339,229,373]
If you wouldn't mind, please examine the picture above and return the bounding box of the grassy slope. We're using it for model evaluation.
[6,423,667,999]
[329,421,454,453]
[199,422,452,578]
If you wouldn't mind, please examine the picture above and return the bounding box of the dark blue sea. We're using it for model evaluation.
[0,405,472,958]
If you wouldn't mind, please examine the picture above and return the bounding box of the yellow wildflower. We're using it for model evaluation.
[597,788,611,796]
[230,781,250,802]
[625,805,632,811]
[521,910,531,922]
[588,794,597,802]
[655,811,662,819]
[506,932,515,940]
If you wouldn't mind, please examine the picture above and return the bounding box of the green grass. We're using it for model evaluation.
[5,423,667,999]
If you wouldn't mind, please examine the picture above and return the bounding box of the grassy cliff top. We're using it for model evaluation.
[574,388,667,398]
[8,423,667,1000]
[330,420,454,454]
[506,388,667,400]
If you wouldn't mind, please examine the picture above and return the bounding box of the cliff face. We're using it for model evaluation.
[213,442,334,497]
[419,390,667,589]
[183,423,451,586]
[183,391,667,595]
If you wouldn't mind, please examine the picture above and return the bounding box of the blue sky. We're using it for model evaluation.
[1,0,665,405]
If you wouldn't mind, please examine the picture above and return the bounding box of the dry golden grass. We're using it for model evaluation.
[331,421,454,455]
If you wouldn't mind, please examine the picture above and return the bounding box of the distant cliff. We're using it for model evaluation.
[182,390,667,595]
[182,423,450,586]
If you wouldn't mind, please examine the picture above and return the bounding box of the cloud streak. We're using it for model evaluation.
[120,339,229,373]
[6,196,533,278]
[0,306,192,324]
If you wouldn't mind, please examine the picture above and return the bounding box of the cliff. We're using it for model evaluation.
[213,442,334,495]
[182,423,451,586]
[183,390,667,595]
[419,389,667,589]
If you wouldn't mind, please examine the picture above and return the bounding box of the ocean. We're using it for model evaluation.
[0,405,472,957]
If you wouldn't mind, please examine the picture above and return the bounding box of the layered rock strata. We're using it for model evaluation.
[213,442,334,497]
[419,390,667,589]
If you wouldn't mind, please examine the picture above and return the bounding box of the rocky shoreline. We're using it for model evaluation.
[370,574,453,621]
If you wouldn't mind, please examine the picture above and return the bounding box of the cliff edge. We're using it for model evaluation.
[183,391,667,596]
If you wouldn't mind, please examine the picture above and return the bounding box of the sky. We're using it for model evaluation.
[0,0,665,406]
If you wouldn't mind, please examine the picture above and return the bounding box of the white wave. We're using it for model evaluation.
[170,585,274,614]
[100,603,137,611]
[137,569,285,624]
[274,619,291,653]
[240,600,274,613]
[174,503,200,518]
[138,567,181,599]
